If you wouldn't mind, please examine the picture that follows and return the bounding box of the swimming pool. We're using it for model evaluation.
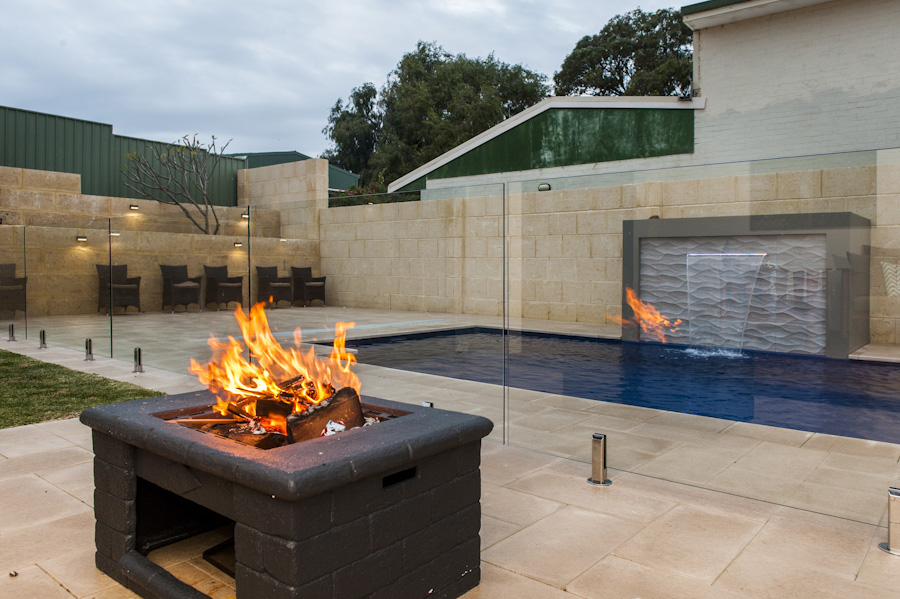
[345,327,900,444]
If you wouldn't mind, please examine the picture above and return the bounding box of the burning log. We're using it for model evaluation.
[286,387,364,443]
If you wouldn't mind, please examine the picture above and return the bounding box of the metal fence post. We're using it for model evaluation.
[85,338,94,361]
[587,433,612,486]
[133,347,144,373]
[39,330,47,349]
[880,488,900,555]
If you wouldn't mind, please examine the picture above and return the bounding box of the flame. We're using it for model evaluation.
[609,287,681,343]
[189,303,360,426]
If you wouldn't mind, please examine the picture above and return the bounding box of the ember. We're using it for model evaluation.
[609,287,682,343]
[186,304,368,447]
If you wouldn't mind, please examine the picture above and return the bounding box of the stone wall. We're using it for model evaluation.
[317,161,900,344]
[0,165,317,316]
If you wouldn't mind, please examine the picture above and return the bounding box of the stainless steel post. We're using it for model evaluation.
[39,330,47,349]
[85,338,94,361]
[7,324,15,342]
[879,488,900,555]
[587,433,612,486]
[133,348,144,373]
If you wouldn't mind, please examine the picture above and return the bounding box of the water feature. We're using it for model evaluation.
[685,253,766,351]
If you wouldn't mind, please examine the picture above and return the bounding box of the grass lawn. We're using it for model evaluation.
[0,349,164,429]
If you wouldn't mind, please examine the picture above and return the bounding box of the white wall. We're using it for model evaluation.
[692,0,900,163]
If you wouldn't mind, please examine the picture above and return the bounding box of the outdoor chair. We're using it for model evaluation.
[160,264,202,313]
[256,266,292,308]
[291,266,326,307]
[204,265,244,311]
[96,264,141,315]
[0,263,26,316]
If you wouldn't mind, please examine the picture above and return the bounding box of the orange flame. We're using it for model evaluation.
[609,287,681,343]
[189,303,360,421]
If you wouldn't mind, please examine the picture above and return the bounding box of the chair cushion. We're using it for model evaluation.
[173,281,200,288]
[269,282,291,288]
[0,285,24,291]
[305,282,325,287]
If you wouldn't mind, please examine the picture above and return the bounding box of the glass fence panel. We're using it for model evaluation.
[0,224,27,341]
[500,147,900,526]
[250,185,508,445]
[22,218,114,358]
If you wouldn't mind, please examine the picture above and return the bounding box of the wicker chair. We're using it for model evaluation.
[256,266,293,308]
[96,264,141,315]
[0,263,26,316]
[204,265,244,311]
[291,266,326,307]
[160,265,202,313]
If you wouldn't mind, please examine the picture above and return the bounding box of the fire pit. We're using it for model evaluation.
[80,306,493,599]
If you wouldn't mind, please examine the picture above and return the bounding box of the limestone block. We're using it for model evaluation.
[0,166,23,188]
[576,303,605,324]
[870,318,895,344]
[549,303,577,322]
[534,236,562,258]
[563,281,592,304]
[397,201,420,221]
[137,232,192,255]
[575,212,604,235]
[621,185,637,210]
[534,280,563,303]
[23,169,80,193]
[697,176,735,204]
[844,196,877,223]
[464,196,487,217]
[576,258,606,282]
[634,182,662,208]
[549,213,577,236]
[661,179,698,206]
[590,235,621,260]
[591,280,621,305]
[749,199,800,215]
[591,186,623,210]
[1,188,56,212]
[777,170,822,199]
[876,163,900,194]
[822,166,876,198]
[735,174,777,202]
[522,301,550,320]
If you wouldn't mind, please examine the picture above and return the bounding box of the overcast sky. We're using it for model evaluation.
[2,0,675,157]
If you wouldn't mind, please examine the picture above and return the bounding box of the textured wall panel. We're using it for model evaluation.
[640,235,827,354]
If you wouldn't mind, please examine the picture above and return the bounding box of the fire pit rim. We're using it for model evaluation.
[80,390,493,502]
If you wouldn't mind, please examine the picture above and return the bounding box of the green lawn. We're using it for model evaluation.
[0,349,164,429]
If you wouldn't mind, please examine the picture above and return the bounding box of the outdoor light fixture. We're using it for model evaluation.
[538,183,551,191]
[109,232,121,237]
[234,241,243,248]
[129,204,139,210]
[76,235,88,242]
[241,211,250,219]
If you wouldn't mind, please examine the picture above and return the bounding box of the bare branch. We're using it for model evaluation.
[121,134,233,235]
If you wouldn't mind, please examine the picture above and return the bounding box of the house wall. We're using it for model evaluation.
[691,0,900,163]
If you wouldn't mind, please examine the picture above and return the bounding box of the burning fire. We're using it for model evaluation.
[609,287,682,343]
[189,303,360,433]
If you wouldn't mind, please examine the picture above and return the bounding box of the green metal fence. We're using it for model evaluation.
[0,105,245,206]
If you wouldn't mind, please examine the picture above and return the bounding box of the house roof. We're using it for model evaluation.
[387,96,705,193]
[682,0,836,30]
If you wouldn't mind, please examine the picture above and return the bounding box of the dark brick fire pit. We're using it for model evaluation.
[80,390,493,599]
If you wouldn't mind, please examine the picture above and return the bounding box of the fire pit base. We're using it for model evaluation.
[81,390,493,599]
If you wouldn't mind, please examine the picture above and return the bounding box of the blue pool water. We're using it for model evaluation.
[345,328,900,444]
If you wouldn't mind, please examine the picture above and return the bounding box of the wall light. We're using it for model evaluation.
[234,241,243,248]
[538,183,551,192]
[76,235,88,242]
[241,211,250,219]
[109,232,121,237]
[129,204,140,210]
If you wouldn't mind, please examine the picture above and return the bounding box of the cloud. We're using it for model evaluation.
[0,0,679,157]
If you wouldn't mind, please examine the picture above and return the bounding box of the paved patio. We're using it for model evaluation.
[3,307,900,597]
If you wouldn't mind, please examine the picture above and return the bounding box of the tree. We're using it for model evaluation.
[554,8,692,97]
[322,41,549,187]
[123,135,231,235]
[320,83,380,184]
